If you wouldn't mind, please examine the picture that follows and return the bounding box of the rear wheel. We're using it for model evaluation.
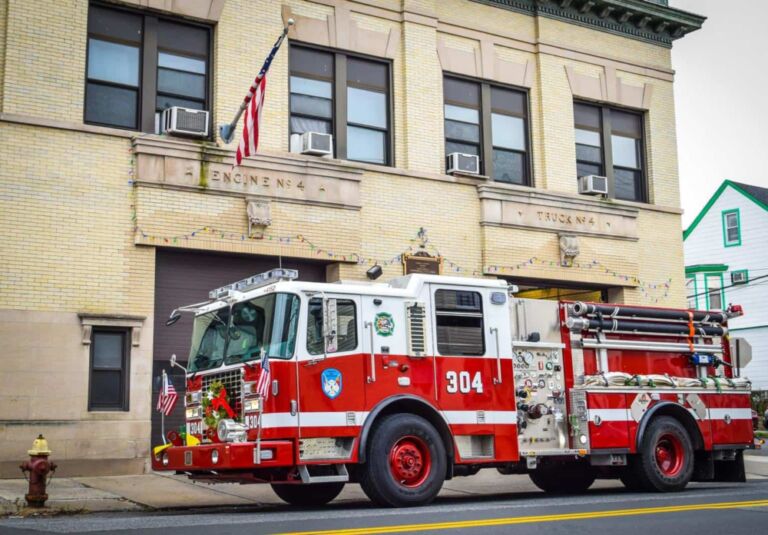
[271,482,345,506]
[359,414,446,507]
[632,416,693,492]
[529,461,596,493]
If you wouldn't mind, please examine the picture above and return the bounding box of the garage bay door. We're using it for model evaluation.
[151,249,326,447]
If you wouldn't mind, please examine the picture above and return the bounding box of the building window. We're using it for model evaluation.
[289,45,391,165]
[435,290,485,356]
[86,4,211,133]
[574,102,646,202]
[685,277,697,309]
[705,274,724,310]
[89,329,130,411]
[307,298,358,355]
[443,77,530,184]
[722,209,741,247]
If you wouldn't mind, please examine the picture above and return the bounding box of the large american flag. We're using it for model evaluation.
[256,350,271,400]
[235,75,267,167]
[157,371,178,416]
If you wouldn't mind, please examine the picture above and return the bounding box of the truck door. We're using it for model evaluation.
[430,285,518,462]
[295,294,365,461]
[360,295,429,408]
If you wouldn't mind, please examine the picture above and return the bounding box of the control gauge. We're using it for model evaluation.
[522,351,534,366]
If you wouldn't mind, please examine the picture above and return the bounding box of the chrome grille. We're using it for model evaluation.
[202,369,243,419]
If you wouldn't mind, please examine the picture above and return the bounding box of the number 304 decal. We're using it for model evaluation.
[445,371,484,394]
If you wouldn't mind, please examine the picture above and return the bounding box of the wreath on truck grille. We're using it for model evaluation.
[201,380,237,429]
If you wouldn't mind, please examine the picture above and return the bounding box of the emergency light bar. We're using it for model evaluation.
[208,268,299,299]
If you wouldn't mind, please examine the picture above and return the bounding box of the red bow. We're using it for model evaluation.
[210,386,235,418]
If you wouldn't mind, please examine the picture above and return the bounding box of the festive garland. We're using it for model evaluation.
[201,380,238,429]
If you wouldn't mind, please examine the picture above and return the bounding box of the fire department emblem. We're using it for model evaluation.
[374,312,395,336]
[321,368,343,399]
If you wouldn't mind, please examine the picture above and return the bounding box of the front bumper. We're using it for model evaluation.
[152,440,294,472]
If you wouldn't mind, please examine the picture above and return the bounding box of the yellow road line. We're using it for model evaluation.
[280,499,768,535]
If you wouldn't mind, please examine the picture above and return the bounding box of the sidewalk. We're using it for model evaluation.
[1,455,766,516]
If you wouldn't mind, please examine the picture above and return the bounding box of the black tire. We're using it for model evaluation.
[631,416,693,492]
[358,413,447,507]
[270,482,345,506]
[619,464,648,491]
[528,461,596,493]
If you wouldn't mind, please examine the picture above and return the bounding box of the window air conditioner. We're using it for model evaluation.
[731,271,748,285]
[162,107,210,138]
[446,152,480,175]
[578,174,609,195]
[290,132,333,156]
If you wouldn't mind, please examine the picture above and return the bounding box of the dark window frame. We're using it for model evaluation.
[306,297,359,356]
[288,41,394,167]
[434,289,486,357]
[85,2,213,134]
[443,74,533,185]
[88,328,131,411]
[574,100,648,203]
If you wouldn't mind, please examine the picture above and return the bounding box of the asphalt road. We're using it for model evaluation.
[1,479,768,535]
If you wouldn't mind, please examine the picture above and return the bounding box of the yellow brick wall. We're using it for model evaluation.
[1,0,87,121]
[0,0,7,109]
[0,123,153,315]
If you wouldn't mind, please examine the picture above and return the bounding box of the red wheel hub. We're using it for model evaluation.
[389,435,431,487]
[654,433,684,477]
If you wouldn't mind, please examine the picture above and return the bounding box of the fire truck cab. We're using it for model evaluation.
[153,268,754,507]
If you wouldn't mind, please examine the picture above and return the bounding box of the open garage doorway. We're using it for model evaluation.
[503,278,612,303]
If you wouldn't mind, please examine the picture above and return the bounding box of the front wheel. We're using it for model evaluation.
[359,414,447,507]
[631,416,694,492]
[271,482,345,506]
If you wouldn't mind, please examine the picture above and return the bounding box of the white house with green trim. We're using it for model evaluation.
[684,180,768,390]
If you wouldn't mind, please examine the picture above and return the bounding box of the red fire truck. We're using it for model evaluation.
[153,268,754,507]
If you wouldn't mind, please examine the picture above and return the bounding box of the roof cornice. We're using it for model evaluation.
[473,0,706,48]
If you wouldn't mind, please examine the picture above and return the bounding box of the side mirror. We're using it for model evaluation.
[166,309,182,326]
[323,298,338,354]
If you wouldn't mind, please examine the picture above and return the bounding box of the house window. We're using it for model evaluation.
[685,277,697,309]
[86,3,211,133]
[705,274,724,310]
[289,45,391,165]
[435,290,485,356]
[444,76,530,184]
[89,329,130,411]
[307,298,358,355]
[574,102,646,202]
[722,209,741,247]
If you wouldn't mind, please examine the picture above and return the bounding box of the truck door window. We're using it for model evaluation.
[307,298,358,355]
[435,289,485,356]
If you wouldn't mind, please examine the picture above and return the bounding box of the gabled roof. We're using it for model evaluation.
[683,180,768,240]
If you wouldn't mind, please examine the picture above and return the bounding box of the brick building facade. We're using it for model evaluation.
[0,0,704,476]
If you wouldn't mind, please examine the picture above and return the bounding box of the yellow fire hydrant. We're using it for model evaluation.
[19,434,57,508]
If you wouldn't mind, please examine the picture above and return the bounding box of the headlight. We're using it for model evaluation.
[186,407,202,419]
[217,418,248,443]
[211,450,219,464]
[244,398,261,412]
[185,391,202,406]
[243,382,256,395]
[162,453,169,466]
[579,434,588,445]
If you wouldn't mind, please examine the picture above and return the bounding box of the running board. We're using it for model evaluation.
[298,464,349,484]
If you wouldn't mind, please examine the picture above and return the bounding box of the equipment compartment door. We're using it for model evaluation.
[430,285,518,462]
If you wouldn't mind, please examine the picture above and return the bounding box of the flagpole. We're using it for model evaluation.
[161,369,167,445]
[255,347,267,464]
[218,19,295,144]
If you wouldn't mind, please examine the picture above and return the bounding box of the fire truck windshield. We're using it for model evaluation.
[188,293,300,372]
